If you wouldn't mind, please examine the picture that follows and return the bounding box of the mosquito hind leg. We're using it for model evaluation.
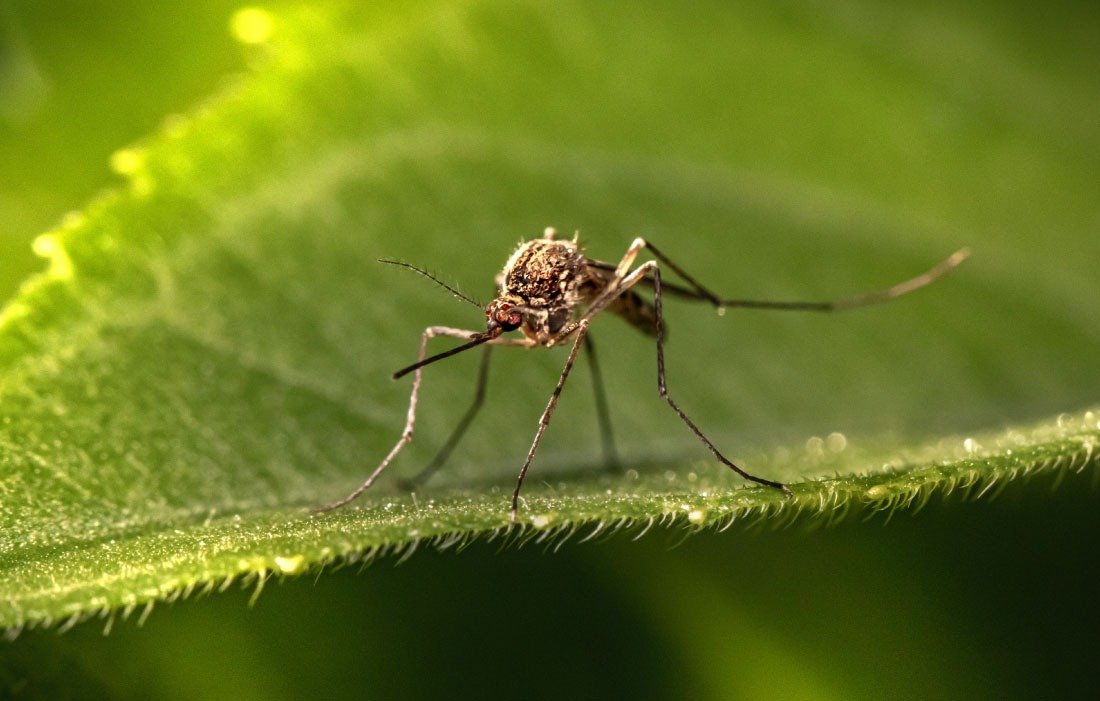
[583,333,620,471]
[650,262,792,496]
[641,240,969,312]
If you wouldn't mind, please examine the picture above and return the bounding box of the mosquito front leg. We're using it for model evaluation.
[511,320,590,522]
[313,325,486,513]
[400,345,493,490]
[651,263,792,496]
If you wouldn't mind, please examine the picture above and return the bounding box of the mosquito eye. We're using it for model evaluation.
[496,310,523,331]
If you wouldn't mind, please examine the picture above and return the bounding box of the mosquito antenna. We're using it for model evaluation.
[379,259,482,308]
[392,329,500,380]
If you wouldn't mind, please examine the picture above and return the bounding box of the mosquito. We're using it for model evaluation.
[315,228,969,522]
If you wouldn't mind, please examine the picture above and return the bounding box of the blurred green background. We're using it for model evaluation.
[2,1,1097,699]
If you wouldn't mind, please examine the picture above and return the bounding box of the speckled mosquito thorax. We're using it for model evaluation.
[314,226,969,523]
[490,232,593,342]
[500,232,584,304]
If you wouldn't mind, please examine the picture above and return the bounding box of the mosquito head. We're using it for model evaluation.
[390,291,522,383]
[484,296,525,333]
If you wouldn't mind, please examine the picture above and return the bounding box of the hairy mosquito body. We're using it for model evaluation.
[315,228,969,522]
[490,236,660,344]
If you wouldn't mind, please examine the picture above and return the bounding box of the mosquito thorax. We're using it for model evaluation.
[492,236,589,341]
[499,237,585,309]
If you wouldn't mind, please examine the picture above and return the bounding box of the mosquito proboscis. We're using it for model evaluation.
[314,228,969,522]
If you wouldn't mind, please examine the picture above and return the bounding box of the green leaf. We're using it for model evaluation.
[1,0,1097,633]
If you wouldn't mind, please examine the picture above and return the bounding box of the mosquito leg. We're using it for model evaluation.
[399,345,493,490]
[575,256,659,328]
[642,241,969,312]
[650,263,793,496]
[313,325,483,513]
[583,333,620,471]
[641,240,723,305]
[511,320,590,522]
[612,237,647,279]
[550,239,654,344]
[569,247,786,494]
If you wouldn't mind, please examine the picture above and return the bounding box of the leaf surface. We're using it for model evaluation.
[1,1,1097,629]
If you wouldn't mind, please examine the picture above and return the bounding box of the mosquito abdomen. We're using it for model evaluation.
[607,288,662,337]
